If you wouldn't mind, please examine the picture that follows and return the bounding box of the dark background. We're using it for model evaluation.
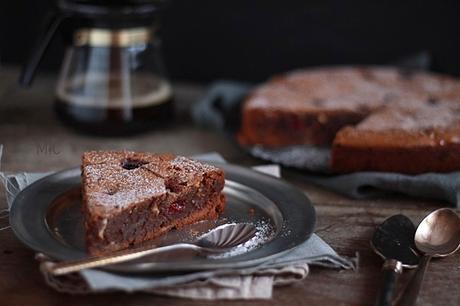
[1,0,460,83]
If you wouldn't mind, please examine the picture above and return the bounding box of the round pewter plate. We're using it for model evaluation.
[9,162,315,273]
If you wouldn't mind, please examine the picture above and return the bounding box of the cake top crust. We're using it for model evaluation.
[356,100,460,132]
[243,66,460,113]
[81,151,222,215]
[83,163,167,209]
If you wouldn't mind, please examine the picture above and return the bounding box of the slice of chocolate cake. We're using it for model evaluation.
[81,151,225,255]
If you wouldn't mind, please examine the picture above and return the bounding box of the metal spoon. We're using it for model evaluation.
[394,208,460,306]
[45,223,257,276]
[371,214,420,306]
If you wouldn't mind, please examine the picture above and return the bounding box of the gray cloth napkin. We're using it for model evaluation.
[0,148,356,299]
[302,172,460,207]
[192,81,460,208]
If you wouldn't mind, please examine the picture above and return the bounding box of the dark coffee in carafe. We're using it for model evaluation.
[20,1,173,135]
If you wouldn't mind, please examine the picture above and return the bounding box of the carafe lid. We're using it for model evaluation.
[58,0,167,24]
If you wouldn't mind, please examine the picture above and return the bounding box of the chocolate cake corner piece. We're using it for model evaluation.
[81,151,225,256]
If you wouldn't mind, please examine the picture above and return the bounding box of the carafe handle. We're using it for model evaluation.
[19,12,67,86]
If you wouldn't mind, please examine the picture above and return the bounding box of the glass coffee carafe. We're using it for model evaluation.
[20,0,173,135]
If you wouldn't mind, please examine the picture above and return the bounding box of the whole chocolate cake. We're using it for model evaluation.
[81,151,225,255]
[238,66,460,173]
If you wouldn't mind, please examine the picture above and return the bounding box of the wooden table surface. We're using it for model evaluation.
[0,68,459,306]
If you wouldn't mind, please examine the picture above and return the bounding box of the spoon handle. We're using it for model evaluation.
[375,259,403,306]
[393,255,431,306]
[43,243,194,275]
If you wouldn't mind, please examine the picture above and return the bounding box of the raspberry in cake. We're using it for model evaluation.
[81,151,225,255]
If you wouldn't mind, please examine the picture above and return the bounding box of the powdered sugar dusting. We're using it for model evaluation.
[208,220,275,259]
[82,152,223,213]
[244,67,460,114]
[357,101,460,131]
[84,163,167,209]
[171,156,219,173]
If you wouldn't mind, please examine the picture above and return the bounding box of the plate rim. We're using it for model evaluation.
[9,162,316,272]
